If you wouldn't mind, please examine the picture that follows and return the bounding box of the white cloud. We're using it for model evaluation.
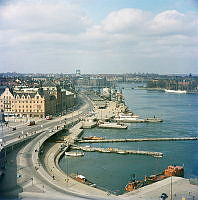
[0,0,197,73]
[0,0,92,34]
[101,8,149,33]
[147,10,198,36]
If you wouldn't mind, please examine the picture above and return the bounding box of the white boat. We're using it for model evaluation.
[118,113,139,118]
[153,154,163,158]
[164,89,186,94]
[65,152,85,157]
[98,122,128,129]
[114,116,144,123]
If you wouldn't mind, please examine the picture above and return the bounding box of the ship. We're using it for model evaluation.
[164,89,186,94]
[125,165,184,192]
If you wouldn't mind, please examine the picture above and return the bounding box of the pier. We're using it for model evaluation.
[71,145,163,157]
[78,137,198,143]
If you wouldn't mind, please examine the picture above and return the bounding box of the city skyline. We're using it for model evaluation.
[0,0,198,74]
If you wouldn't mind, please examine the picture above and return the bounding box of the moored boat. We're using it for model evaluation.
[125,165,184,192]
[165,89,186,94]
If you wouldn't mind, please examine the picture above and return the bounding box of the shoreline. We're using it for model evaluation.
[136,87,198,94]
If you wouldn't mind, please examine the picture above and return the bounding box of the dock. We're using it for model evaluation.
[79,137,198,143]
[71,145,163,157]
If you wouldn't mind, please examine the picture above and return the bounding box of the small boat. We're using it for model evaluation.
[144,118,163,122]
[65,152,84,157]
[153,155,163,158]
[118,151,128,154]
[164,89,186,94]
[98,122,128,129]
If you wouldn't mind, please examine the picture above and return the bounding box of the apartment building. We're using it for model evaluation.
[0,87,56,118]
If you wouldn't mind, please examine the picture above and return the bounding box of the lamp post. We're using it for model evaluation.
[170,175,173,200]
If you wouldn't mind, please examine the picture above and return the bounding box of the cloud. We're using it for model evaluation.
[101,8,149,33]
[0,0,92,34]
[0,0,197,73]
[147,10,198,36]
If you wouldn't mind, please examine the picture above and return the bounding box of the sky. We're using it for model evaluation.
[0,0,198,74]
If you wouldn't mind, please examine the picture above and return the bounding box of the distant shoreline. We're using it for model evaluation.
[136,87,198,94]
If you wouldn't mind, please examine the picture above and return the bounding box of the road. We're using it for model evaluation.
[0,94,98,199]
[1,95,93,145]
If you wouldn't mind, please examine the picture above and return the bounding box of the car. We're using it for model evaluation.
[160,193,168,200]
[12,127,16,131]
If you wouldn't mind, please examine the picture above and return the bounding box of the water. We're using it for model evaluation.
[59,83,198,194]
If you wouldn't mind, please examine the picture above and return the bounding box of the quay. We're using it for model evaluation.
[71,145,163,157]
[79,137,198,143]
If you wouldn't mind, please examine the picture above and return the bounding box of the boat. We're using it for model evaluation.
[125,165,184,192]
[117,151,128,154]
[153,155,163,158]
[144,118,163,122]
[65,152,85,157]
[114,117,144,123]
[164,89,186,94]
[71,174,96,187]
[98,122,128,129]
[113,113,144,123]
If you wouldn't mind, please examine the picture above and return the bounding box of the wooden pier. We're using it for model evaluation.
[78,137,198,143]
[71,145,163,157]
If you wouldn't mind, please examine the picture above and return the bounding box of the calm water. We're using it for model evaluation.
[59,84,198,194]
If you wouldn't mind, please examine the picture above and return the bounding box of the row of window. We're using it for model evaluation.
[3,95,41,99]
[0,100,43,103]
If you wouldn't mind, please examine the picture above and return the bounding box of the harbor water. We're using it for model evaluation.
[59,84,198,194]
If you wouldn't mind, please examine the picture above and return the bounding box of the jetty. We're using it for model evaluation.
[79,137,198,143]
[71,145,163,157]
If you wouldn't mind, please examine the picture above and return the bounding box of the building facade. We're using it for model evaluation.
[0,87,56,118]
[0,86,75,118]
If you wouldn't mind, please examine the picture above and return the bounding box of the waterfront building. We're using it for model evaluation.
[0,87,56,118]
[0,84,76,118]
[61,89,75,111]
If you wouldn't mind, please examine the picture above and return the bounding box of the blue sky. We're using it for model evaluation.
[0,0,197,74]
